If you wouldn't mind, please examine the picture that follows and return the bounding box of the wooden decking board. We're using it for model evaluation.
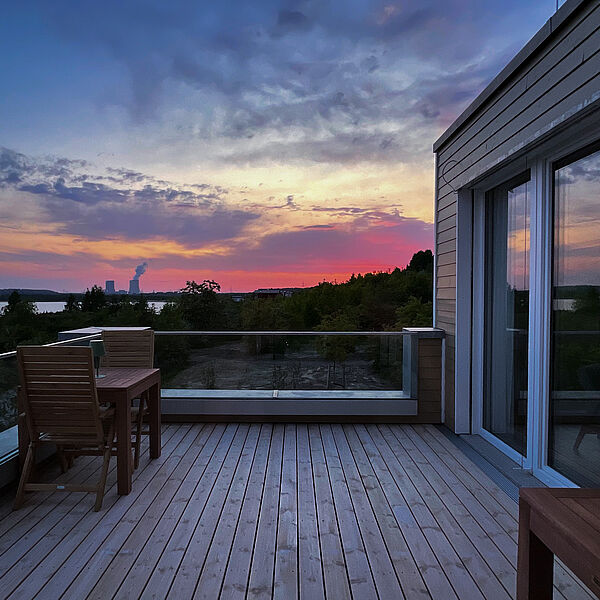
[273,424,298,600]
[164,425,252,599]
[0,429,158,597]
[138,424,239,600]
[219,424,274,600]
[0,426,174,597]
[193,424,263,600]
[307,424,351,600]
[50,425,201,599]
[54,428,198,598]
[246,424,284,600]
[319,424,379,600]
[422,426,595,600]
[113,424,226,600]
[18,424,191,600]
[352,425,459,600]
[296,425,325,600]
[342,425,431,599]
[88,423,218,599]
[369,424,485,599]
[0,423,595,600]
[331,424,413,599]
[387,424,513,599]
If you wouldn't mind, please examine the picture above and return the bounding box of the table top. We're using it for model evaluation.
[521,487,600,561]
[95,367,160,391]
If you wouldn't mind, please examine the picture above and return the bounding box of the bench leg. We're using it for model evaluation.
[518,499,554,599]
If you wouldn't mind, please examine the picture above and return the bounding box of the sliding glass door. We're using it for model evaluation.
[549,147,600,487]
[484,176,531,456]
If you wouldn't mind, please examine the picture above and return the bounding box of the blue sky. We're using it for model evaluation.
[0,1,559,291]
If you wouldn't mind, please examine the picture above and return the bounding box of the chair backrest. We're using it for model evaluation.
[17,346,103,443]
[101,329,154,368]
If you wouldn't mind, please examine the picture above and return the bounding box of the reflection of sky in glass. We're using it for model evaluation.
[555,150,600,286]
[506,180,530,291]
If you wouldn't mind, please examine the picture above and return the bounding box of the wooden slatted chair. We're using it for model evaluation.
[101,329,154,469]
[14,346,116,512]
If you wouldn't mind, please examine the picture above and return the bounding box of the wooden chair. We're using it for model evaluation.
[101,329,154,469]
[14,346,116,512]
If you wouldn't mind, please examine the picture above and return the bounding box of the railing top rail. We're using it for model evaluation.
[0,333,102,360]
[154,330,408,336]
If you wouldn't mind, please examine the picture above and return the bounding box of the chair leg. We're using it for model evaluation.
[14,443,35,510]
[57,445,68,473]
[95,423,115,512]
[134,395,146,470]
[573,425,588,451]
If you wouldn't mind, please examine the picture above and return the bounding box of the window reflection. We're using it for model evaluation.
[484,176,531,455]
[550,148,600,486]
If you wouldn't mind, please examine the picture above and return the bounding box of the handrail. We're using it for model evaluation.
[154,330,407,336]
[0,333,102,360]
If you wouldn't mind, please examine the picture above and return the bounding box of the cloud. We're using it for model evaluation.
[23,0,544,168]
[0,147,258,246]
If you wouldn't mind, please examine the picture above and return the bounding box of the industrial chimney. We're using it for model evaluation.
[129,279,140,295]
[105,280,116,294]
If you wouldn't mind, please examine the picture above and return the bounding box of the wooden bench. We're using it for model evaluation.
[518,488,600,599]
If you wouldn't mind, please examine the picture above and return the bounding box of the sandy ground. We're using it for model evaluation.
[166,339,402,390]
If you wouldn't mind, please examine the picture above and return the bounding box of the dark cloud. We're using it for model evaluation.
[0,147,258,246]
[22,0,544,166]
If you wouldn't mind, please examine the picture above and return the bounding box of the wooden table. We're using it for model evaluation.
[518,488,600,599]
[96,368,161,495]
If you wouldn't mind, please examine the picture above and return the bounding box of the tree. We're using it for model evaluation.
[406,249,433,273]
[81,285,107,312]
[178,280,224,330]
[65,294,80,312]
[2,290,37,317]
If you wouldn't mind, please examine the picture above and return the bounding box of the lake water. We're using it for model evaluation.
[0,301,167,313]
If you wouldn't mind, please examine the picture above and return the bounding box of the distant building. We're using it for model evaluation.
[105,280,115,294]
[129,279,140,295]
[252,287,302,299]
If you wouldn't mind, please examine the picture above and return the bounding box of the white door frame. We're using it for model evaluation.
[461,111,600,487]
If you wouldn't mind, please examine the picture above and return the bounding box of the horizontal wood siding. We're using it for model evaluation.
[434,1,600,431]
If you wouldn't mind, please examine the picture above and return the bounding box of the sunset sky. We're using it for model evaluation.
[0,1,559,292]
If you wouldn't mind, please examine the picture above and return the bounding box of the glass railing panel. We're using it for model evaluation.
[0,356,18,433]
[154,333,404,392]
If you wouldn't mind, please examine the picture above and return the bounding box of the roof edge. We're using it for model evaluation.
[433,0,589,153]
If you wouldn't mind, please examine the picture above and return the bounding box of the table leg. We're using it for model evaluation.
[518,498,554,599]
[116,393,132,495]
[148,381,161,459]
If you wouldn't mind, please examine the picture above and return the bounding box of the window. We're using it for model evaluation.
[549,147,600,486]
[484,175,531,456]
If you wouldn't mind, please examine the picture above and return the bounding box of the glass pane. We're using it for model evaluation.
[154,333,403,391]
[484,177,531,455]
[549,148,600,486]
[0,356,18,433]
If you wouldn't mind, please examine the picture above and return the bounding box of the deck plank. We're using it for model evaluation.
[0,427,159,597]
[138,424,239,600]
[219,424,273,600]
[0,422,595,600]
[273,424,298,600]
[320,424,379,600]
[296,424,325,600]
[5,424,186,600]
[164,425,252,599]
[246,424,284,600]
[308,424,351,600]
[353,424,459,600]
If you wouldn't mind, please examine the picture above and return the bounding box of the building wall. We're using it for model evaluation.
[433,0,600,432]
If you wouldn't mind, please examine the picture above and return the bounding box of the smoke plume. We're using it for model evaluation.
[133,261,148,280]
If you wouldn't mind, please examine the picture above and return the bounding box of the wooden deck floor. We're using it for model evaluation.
[0,423,594,600]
